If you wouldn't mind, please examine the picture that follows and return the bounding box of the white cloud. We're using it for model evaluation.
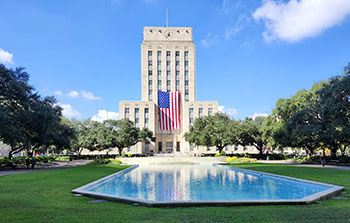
[0,48,14,65]
[54,91,63,96]
[218,105,238,118]
[91,110,119,122]
[225,14,250,40]
[67,90,79,98]
[81,91,102,100]
[251,112,269,120]
[201,33,218,47]
[59,103,82,120]
[253,0,350,43]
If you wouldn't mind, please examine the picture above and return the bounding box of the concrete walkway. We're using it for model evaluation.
[258,160,350,170]
[0,160,92,176]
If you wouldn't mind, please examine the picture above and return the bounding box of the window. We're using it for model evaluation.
[144,108,149,128]
[176,142,180,152]
[158,142,162,152]
[184,51,189,61]
[185,90,189,101]
[234,145,238,151]
[125,108,129,119]
[148,80,152,87]
[166,60,171,68]
[185,70,189,80]
[157,80,162,90]
[157,61,161,70]
[190,144,194,151]
[148,89,152,101]
[167,70,171,80]
[189,108,194,125]
[157,51,161,58]
[148,70,152,78]
[166,51,170,59]
[208,108,213,116]
[167,80,171,92]
[176,80,180,91]
[185,80,189,88]
[157,70,161,79]
[198,108,203,117]
[148,51,152,57]
[176,71,180,79]
[135,108,139,127]
[145,142,150,153]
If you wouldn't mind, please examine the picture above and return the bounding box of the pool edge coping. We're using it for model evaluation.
[72,164,344,207]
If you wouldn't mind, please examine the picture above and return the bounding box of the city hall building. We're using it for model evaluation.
[119,26,219,155]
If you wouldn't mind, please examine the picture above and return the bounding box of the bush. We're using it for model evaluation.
[108,158,122,164]
[121,151,126,157]
[127,154,133,157]
[55,156,70,161]
[226,156,238,162]
[0,157,11,166]
[89,158,111,165]
[226,156,256,163]
[338,156,350,163]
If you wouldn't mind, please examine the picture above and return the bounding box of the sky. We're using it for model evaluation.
[1,0,350,121]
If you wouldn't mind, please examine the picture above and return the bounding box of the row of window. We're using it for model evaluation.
[124,107,149,128]
[189,107,213,126]
[148,50,189,101]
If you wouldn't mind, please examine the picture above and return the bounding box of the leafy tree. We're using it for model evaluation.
[315,73,350,158]
[239,116,267,159]
[184,113,239,153]
[0,64,73,158]
[271,81,327,154]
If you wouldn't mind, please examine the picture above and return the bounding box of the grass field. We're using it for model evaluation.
[0,163,349,223]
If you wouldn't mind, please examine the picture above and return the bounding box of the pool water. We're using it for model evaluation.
[87,164,330,202]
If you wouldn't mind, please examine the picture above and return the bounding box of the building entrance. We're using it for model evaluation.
[166,142,173,153]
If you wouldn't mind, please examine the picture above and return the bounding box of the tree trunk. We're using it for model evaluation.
[217,146,224,154]
[331,143,338,159]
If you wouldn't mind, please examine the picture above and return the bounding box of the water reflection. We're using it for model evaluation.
[89,165,328,202]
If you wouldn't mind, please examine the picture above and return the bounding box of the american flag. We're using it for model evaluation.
[158,90,180,130]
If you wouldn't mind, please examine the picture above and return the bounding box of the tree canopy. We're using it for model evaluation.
[184,113,239,153]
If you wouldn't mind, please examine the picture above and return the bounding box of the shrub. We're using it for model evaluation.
[121,151,126,157]
[89,158,111,165]
[55,156,70,161]
[226,156,256,163]
[128,154,133,157]
[226,156,238,162]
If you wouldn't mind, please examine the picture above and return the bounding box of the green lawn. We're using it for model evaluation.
[0,163,349,223]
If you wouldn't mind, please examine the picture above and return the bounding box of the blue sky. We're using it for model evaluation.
[1,0,350,121]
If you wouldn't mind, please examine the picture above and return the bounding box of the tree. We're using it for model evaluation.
[239,116,267,159]
[184,113,239,153]
[315,73,350,158]
[0,64,73,158]
[284,107,320,156]
[271,81,327,154]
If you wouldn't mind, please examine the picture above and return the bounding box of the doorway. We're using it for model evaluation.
[166,142,173,153]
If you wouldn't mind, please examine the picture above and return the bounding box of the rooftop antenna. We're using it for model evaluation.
[166,8,168,27]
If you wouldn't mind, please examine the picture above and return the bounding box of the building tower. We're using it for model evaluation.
[119,27,218,155]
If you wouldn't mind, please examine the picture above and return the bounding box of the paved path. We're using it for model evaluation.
[0,160,92,176]
[258,160,350,170]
